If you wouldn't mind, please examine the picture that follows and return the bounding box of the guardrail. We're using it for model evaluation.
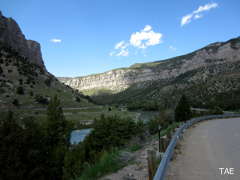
[153,114,240,180]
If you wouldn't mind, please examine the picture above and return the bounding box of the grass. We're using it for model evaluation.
[128,144,142,152]
[76,122,180,180]
[76,149,123,180]
[154,122,181,140]
[9,106,140,129]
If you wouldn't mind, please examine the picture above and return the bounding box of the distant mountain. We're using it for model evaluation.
[59,37,240,110]
[0,12,92,108]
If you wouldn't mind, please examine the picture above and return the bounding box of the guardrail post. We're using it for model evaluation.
[147,150,157,180]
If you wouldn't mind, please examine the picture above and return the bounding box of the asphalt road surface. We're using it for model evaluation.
[166,118,240,180]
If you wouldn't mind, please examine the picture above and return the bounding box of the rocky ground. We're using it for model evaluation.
[100,136,161,180]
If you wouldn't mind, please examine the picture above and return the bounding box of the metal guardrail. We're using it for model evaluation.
[153,114,240,180]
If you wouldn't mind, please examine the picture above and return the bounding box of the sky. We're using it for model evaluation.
[1,0,240,77]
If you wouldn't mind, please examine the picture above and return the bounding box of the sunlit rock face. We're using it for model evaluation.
[59,37,240,94]
[0,11,45,69]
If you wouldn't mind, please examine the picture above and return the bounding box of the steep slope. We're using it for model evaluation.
[0,12,92,108]
[60,37,240,110]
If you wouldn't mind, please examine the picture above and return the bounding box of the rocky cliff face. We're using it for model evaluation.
[0,11,45,69]
[59,37,240,93]
[0,11,92,108]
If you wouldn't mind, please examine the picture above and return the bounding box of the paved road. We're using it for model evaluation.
[166,118,240,180]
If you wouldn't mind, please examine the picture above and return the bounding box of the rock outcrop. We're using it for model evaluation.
[59,37,240,93]
[0,11,45,69]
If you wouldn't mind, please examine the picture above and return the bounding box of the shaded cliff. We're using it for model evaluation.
[0,11,92,108]
[0,11,45,69]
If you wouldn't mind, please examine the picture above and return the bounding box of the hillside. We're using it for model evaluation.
[0,12,92,108]
[59,37,240,110]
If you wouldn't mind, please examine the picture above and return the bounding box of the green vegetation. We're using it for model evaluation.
[175,95,192,122]
[0,43,93,108]
[45,95,71,179]
[16,86,24,95]
[0,96,72,180]
[209,106,224,115]
[76,149,123,180]
[63,114,145,180]
[129,144,142,152]
[148,109,174,134]
[127,100,159,111]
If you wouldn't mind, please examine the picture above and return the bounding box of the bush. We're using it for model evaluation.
[0,66,3,74]
[76,96,81,102]
[44,78,52,87]
[84,115,138,161]
[148,109,174,135]
[16,86,24,95]
[63,144,86,180]
[77,149,122,180]
[0,112,49,180]
[175,95,192,122]
[148,118,159,135]
[35,95,49,105]
[12,99,19,106]
[127,100,159,111]
[209,106,224,115]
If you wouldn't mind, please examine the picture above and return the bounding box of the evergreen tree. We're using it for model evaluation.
[45,95,70,180]
[175,95,192,122]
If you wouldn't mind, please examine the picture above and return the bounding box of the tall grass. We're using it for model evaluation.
[76,149,123,180]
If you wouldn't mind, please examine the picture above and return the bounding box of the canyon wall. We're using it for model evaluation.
[0,11,45,69]
[59,37,240,93]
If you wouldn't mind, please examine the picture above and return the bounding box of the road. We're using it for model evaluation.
[166,118,240,180]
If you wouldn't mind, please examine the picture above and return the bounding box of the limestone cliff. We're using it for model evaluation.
[0,11,45,69]
[59,37,240,94]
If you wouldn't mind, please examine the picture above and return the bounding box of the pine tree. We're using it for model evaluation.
[175,95,192,122]
[46,95,70,180]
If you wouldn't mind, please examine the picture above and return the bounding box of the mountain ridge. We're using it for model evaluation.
[59,36,240,94]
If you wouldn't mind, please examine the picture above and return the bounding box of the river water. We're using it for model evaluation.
[70,128,92,144]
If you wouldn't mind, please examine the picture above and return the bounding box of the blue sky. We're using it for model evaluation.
[1,0,240,77]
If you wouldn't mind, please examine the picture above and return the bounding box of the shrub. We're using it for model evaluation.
[35,95,49,105]
[84,115,138,161]
[44,78,52,87]
[12,99,19,106]
[0,112,49,180]
[63,144,86,180]
[77,149,122,180]
[148,109,174,135]
[148,118,159,135]
[16,86,24,95]
[209,106,224,115]
[175,95,192,122]
[76,96,81,102]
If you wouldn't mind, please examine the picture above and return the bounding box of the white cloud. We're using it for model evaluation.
[181,2,218,26]
[109,25,163,57]
[169,45,177,51]
[181,14,193,26]
[50,38,62,43]
[143,25,152,32]
[130,25,163,49]
[194,3,218,14]
[194,14,203,19]
[116,49,129,56]
[115,41,125,49]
